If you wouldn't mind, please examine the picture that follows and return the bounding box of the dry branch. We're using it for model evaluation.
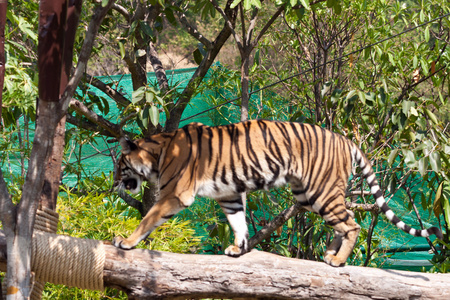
[1,231,448,299]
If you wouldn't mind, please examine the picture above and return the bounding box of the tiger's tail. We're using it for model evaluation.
[351,145,443,240]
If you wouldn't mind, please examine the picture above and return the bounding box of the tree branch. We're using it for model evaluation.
[165,0,238,132]
[66,114,117,137]
[252,5,284,48]
[175,11,212,48]
[210,0,243,48]
[111,3,129,21]
[84,74,131,108]
[69,99,122,138]
[117,190,143,215]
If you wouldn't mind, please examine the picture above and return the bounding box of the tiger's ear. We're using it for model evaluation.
[119,137,138,155]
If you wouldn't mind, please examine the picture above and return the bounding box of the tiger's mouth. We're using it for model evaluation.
[116,174,143,194]
[123,178,138,191]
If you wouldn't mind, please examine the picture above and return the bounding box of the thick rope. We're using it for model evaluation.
[31,231,105,291]
[34,207,59,233]
[31,207,104,291]
[30,207,60,300]
[2,208,105,300]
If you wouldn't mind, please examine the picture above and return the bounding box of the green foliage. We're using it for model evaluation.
[1,3,38,127]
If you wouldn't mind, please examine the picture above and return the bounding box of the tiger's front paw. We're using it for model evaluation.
[112,236,135,250]
[324,252,346,267]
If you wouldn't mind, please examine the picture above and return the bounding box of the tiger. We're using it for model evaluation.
[112,119,442,267]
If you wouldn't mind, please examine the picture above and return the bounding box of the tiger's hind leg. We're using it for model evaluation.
[217,194,249,257]
[322,205,360,267]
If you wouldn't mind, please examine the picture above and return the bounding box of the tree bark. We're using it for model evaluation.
[103,247,450,300]
[0,0,6,129]
[0,231,447,300]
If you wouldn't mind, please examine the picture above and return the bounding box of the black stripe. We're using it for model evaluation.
[380,202,390,214]
[218,127,223,157]
[245,122,262,170]
[221,165,228,184]
[206,126,214,165]
[196,125,203,159]
[292,189,306,195]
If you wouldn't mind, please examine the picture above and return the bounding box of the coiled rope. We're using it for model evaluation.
[31,207,105,293]
[2,207,105,300]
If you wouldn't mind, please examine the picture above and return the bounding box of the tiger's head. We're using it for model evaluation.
[114,137,160,194]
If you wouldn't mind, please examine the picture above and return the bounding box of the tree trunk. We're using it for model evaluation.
[0,232,447,300]
[0,0,6,129]
[39,0,82,211]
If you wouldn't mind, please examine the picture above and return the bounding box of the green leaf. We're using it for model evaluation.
[326,0,335,8]
[334,3,342,15]
[252,0,262,9]
[102,0,109,7]
[402,101,413,116]
[388,53,395,66]
[421,193,427,211]
[299,0,310,10]
[193,49,203,65]
[418,157,428,176]
[118,40,125,59]
[132,87,146,104]
[346,90,357,101]
[439,91,446,105]
[413,56,418,69]
[254,49,260,66]
[164,8,177,26]
[442,194,450,228]
[140,106,149,129]
[429,152,441,173]
[421,58,429,76]
[404,150,416,168]
[433,181,444,218]
[379,87,386,104]
[357,91,365,105]
[146,90,155,104]
[424,26,430,43]
[424,108,438,124]
[295,6,305,20]
[244,0,251,10]
[248,200,258,211]
[149,105,160,126]
[415,117,427,130]
[140,21,155,40]
[388,149,399,166]
[230,0,242,9]
[419,9,425,22]
[387,174,397,194]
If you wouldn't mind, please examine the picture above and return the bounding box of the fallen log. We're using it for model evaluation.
[1,231,449,299]
[103,246,450,299]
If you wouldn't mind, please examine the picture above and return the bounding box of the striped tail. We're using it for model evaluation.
[351,145,443,240]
